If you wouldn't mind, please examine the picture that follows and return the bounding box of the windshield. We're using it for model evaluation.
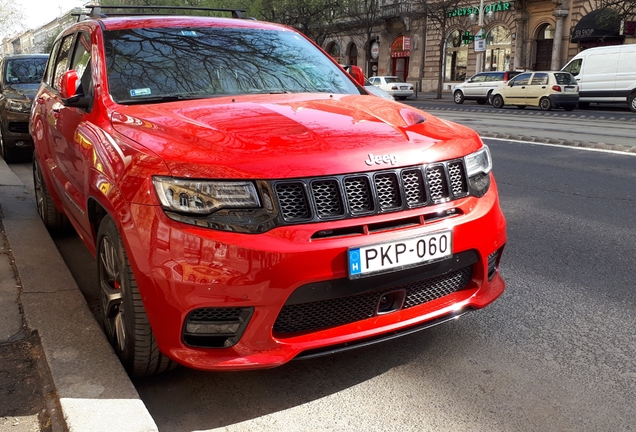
[104,27,359,103]
[5,57,47,85]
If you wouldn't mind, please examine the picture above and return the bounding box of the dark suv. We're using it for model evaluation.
[0,54,48,162]
[453,71,522,105]
[31,5,506,376]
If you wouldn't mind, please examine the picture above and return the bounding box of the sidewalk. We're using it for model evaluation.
[0,159,157,432]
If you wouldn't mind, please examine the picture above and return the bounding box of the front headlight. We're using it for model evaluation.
[153,177,261,215]
[464,145,492,177]
[6,99,31,113]
[464,145,492,197]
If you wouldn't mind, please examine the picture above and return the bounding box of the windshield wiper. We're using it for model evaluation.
[117,94,209,105]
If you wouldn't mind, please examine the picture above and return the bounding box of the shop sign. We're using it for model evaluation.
[371,42,380,59]
[390,36,410,58]
[391,51,410,58]
[447,2,510,18]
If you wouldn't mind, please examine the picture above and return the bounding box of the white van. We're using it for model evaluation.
[561,44,636,112]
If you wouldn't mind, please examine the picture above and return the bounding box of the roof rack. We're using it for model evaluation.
[76,5,247,21]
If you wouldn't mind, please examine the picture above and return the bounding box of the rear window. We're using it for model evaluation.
[104,27,359,103]
[554,73,577,85]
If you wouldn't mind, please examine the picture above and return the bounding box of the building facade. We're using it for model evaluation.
[324,0,636,91]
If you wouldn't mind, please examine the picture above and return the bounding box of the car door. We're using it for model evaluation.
[463,73,487,98]
[502,73,531,105]
[40,31,95,237]
[526,72,549,107]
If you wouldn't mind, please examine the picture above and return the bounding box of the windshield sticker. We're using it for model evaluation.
[130,88,151,97]
[181,30,198,37]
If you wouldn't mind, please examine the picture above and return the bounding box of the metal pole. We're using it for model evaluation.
[476,0,484,73]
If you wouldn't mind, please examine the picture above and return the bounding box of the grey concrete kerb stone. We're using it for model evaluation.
[0,159,158,432]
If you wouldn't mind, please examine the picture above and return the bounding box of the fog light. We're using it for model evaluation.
[183,307,254,348]
[469,174,490,197]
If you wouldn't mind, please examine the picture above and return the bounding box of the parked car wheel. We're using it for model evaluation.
[539,97,552,111]
[492,95,504,108]
[97,215,176,377]
[453,91,465,104]
[486,90,493,105]
[0,126,19,163]
[628,93,636,113]
[33,155,70,234]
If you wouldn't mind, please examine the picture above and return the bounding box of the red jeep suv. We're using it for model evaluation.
[31,6,506,376]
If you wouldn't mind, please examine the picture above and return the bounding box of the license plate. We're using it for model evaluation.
[348,231,452,279]
[400,86,409,90]
[564,86,576,92]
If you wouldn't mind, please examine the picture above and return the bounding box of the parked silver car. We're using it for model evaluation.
[453,71,522,105]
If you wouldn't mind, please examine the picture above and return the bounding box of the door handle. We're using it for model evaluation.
[542,86,546,89]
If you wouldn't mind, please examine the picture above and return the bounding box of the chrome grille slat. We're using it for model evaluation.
[273,160,468,224]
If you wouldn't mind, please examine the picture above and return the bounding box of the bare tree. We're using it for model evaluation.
[339,0,382,73]
[412,0,471,99]
[0,0,25,40]
[255,0,348,46]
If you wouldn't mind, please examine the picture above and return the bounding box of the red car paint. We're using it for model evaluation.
[31,14,506,373]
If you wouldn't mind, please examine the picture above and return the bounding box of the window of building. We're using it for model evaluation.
[485,25,511,72]
[445,30,468,81]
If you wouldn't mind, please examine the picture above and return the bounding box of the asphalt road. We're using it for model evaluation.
[405,99,636,150]
[10,135,636,431]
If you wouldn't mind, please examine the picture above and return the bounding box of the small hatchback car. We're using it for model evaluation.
[31,6,506,376]
[491,71,579,111]
[0,54,48,162]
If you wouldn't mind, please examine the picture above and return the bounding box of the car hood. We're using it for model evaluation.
[2,83,39,101]
[111,93,481,179]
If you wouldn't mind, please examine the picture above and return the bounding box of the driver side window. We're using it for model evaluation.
[70,32,92,98]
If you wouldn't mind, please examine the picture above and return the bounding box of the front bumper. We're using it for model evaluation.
[122,176,506,371]
[0,110,32,147]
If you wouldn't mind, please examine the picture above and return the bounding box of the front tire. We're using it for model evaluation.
[97,215,176,377]
[628,93,636,112]
[540,97,552,111]
[454,91,465,104]
[492,94,504,108]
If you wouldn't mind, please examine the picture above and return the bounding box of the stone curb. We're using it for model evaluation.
[0,159,158,432]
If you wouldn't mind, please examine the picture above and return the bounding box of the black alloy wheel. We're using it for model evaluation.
[97,215,176,377]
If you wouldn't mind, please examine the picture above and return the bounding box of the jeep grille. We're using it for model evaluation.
[273,160,468,224]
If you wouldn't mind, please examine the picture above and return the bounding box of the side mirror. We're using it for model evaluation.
[508,81,514,87]
[60,70,80,99]
[60,69,92,109]
[348,65,365,87]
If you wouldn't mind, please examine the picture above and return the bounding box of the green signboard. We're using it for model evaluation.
[448,1,511,18]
